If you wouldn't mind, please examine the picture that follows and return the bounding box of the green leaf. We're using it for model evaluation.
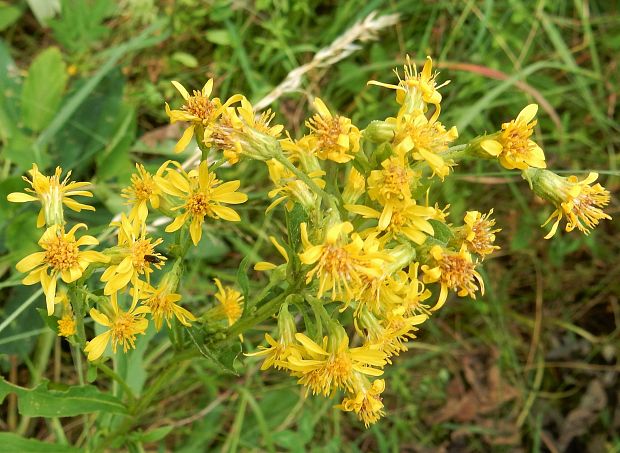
[128,426,173,443]
[205,29,231,46]
[0,433,81,453]
[0,378,127,417]
[0,38,22,142]
[236,255,250,305]
[186,326,239,375]
[25,0,61,26]
[49,0,114,53]
[54,69,125,174]
[21,47,68,133]
[0,2,23,31]
[36,308,59,334]
[171,51,199,68]
[285,203,308,253]
[428,219,454,244]
[95,103,136,182]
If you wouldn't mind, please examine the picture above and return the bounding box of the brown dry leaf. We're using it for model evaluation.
[432,350,521,446]
[558,379,607,451]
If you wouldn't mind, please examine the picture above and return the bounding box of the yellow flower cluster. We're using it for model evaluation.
[8,57,611,429]
[9,113,248,359]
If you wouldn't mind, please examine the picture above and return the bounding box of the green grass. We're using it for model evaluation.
[1,0,619,451]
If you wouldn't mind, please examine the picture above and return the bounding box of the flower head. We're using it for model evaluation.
[214,98,284,164]
[346,199,436,245]
[265,158,325,212]
[421,245,484,311]
[58,314,77,337]
[84,292,149,361]
[16,224,108,314]
[160,161,248,245]
[56,289,76,337]
[368,56,447,120]
[121,162,169,223]
[337,377,386,427]
[359,308,428,361]
[299,222,390,302]
[366,155,418,229]
[524,169,612,238]
[100,214,166,295]
[7,164,95,227]
[287,329,386,397]
[139,279,195,331]
[390,111,458,180]
[213,278,243,327]
[460,210,501,258]
[245,303,300,370]
[305,98,360,163]
[165,79,242,153]
[480,104,546,170]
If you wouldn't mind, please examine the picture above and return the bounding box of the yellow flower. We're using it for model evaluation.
[421,245,484,311]
[245,303,300,370]
[16,224,109,315]
[480,104,546,170]
[7,164,95,227]
[265,158,325,213]
[56,289,76,337]
[165,79,242,153]
[390,111,458,180]
[299,222,389,302]
[213,278,243,327]
[337,376,386,427]
[58,314,77,337]
[279,135,324,175]
[346,200,436,245]
[100,214,166,295]
[396,264,433,316]
[368,56,446,121]
[305,98,361,163]
[214,98,283,164]
[461,210,501,258]
[341,167,366,205]
[366,155,416,228]
[139,281,195,331]
[254,236,290,271]
[287,330,386,397]
[84,292,149,361]
[121,162,169,223]
[160,161,248,245]
[359,308,428,361]
[538,172,612,239]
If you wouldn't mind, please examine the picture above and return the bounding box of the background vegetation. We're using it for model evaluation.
[1,0,618,451]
